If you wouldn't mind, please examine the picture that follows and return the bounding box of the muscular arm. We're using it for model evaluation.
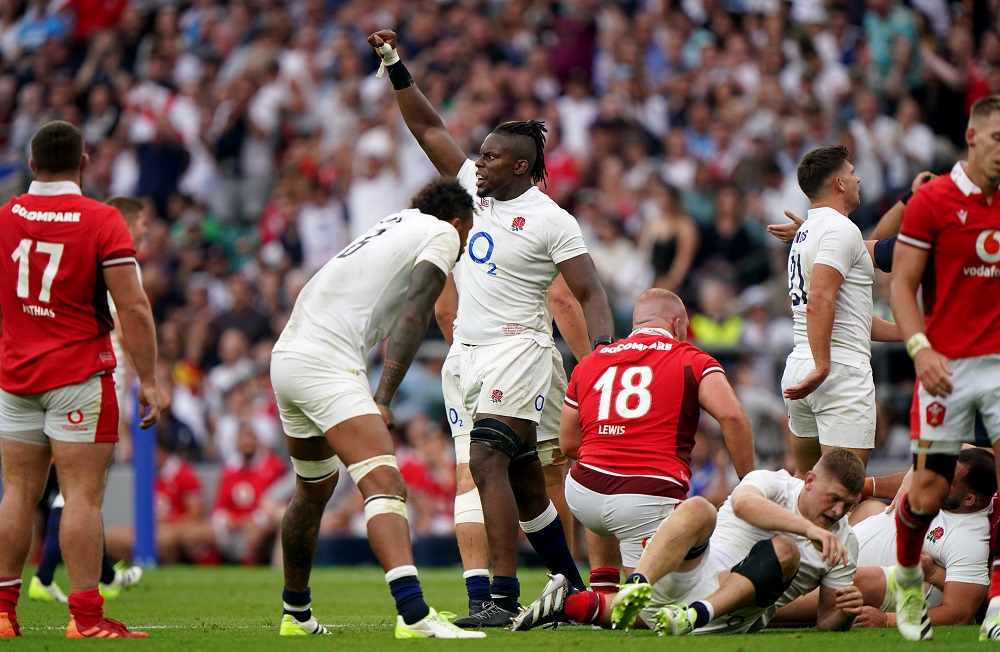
[549,274,591,362]
[105,262,159,428]
[374,261,448,410]
[805,264,842,373]
[369,31,468,177]
[434,273,458,347]
[698,373,755,479]
[556,253,614,347]
[730,485,815,537]
[889,243,929,344]
[871,316,901,342]
[816,585,859,631]
[930,582,986,625]
[559,405,583,460]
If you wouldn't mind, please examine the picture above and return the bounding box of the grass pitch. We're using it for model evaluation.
[14,565,981,650]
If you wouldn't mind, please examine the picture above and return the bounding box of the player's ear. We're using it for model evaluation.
[28,158,37,175]
[80,152,90,174]
[513,159,529,176]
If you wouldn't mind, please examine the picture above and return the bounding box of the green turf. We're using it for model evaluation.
[12,565,982,650]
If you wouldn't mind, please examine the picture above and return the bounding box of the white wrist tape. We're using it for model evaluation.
[376,43,400,79]
[906,332,931,359]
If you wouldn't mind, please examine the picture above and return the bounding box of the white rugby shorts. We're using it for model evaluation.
[910,353,1000,454]
[455,338,552,424]
[0,372,119,444]
[270,352,380,439]
[782,357,876,449]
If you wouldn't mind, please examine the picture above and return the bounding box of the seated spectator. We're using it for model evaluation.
[181,425,286,565]
[105,430,205,564]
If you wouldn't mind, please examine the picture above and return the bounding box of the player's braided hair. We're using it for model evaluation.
[493,120,548,187]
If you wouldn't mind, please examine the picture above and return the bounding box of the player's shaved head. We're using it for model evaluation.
[492,120,548,185]
[632,288,688,337]
[969,94,1000,128]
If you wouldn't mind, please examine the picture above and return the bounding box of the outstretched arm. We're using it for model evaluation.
[556,253,615,349]
[374,261,448,427]
[368,30,468,177]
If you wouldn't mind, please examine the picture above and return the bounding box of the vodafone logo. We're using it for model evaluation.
[67,410,84,424]
[976,230,1000,263]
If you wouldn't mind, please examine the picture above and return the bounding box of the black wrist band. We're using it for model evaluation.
[900,189,914,205]
[592,336,613,348]
[387,60,413,91]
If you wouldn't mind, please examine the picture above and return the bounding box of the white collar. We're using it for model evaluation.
[630,327,675,339]
[28,180,82,196]
[805,206,848,220]
[950,161,983,197]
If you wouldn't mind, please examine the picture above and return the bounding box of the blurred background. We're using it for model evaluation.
[1,0,988,566]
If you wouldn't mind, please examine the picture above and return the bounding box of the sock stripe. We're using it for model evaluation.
[0,580,22,588]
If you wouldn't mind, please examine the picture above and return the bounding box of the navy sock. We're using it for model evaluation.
[465,574,491,603]
[36,508,63,585]
[691,601,712,628]
[389,575,429,625]
[99,548,116,585]
[490,575,520,612]
[625,572,648,585]
[523,517,586,591]
[282,587,312,622]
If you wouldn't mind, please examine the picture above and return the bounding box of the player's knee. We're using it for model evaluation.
[677,495,717,533]
[347,454,405,498]
[470,418,522,459]
[770,535,801,580]
[731,537,797,607]
[454,488,484,525]
[291,456,339,502]
[455,463,477,494]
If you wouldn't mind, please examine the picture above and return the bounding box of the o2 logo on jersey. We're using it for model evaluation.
[976,230,1000,264]
[468,231,498,276]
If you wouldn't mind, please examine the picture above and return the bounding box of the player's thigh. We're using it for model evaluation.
[271,352,380,441]
[909,358,979,455]
[50,439,115,503]
[812,363,876,450]
[781,358,819,438]
[564,472,613,538]
[0,437,52,504]
[536,347,568,444]
[41,372,119,444]
[465,339,552,423]
[604,495,678,569]
[0,389,46,445]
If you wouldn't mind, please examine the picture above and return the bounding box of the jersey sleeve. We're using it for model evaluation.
[941,525,990,586]
[544,208,589,265]
[457,160,479,200]
[736,470,784,502]
[415,220,460,275]
[897,187,935,251]
[97,208,137,267]
[813,219,864,278]
[686,346,725,381]
[820,529,858,589]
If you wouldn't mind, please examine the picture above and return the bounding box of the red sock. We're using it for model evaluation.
[895,494,935,568]
[565,590,605,625]
[589,567,621,595]
[68,589,103,629]
[0,578,21,615]
[990,561,1000,601]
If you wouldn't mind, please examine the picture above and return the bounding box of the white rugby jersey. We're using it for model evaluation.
[854,507,990,586]
[451,160,588,346]
[786,207,874,366]
[712,470,858,617]
[273,209,459,363]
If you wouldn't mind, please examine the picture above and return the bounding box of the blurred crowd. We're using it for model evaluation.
[3,0,995,561]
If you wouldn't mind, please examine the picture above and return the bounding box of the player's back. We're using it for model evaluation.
[0,184,136,394]
[273,209,458,363]
[567,328,723,489]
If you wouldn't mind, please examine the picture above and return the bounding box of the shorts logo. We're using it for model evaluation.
[510,216,526,232]
[490,389,503,404]
[925,401,946,427]
[67,410,84,424]
[976,230,1000,264]
[926,526,945,543]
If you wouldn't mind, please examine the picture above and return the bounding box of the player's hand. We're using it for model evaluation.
[378,403,396,430]
[834,585,865,617]
[136,380,161,429]
[885,467,912,514]
[805,523,848,567]
[853,605,887,627]
[914,347,953,397]
[368,30,398,52]
[766,210,805,245]
[911,171,936,192]
[783,367,828,400]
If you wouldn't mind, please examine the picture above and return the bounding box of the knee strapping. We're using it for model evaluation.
[454,488,484,525]
[363,494,408,523]
[683,538,710,561]
[731,538,795,608]
[347,454,398,484]
[511,441,540,468]
[290,456,340,483]
[470,418,521,458]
